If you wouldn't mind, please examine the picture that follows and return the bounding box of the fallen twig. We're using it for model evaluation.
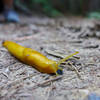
[68,61,81,79]
[14,35,35,41]
[45,49,80,59]
[33,75,62,89]
[83,44,99,49]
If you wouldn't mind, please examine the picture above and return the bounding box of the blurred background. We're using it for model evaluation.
[0,0,100,18]
[3,0,100,18]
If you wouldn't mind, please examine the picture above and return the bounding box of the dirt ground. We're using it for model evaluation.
[0,15,100,100]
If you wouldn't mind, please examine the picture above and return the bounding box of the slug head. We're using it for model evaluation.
[55,51,79,75]
[56,67,63,75]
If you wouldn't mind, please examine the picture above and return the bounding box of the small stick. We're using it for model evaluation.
[38,75,62,86]
[14,35,35,41]
[68,61,81,79]
[73,56,80,59]
[0,74,36,89]
[45,49,80,59]
[33,76,62,89]
[0,72,8,78]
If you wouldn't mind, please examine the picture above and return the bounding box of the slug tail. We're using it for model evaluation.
[2,40,7,47]
[57,51,79,66]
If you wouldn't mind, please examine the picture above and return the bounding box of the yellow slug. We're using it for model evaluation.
[2,41,79,75]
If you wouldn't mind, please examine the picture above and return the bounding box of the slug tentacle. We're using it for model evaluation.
[57,51,79,66]
[55,52,79,75]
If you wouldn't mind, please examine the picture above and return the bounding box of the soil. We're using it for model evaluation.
[0,15,100,100]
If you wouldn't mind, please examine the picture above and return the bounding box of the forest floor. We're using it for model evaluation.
[0,15,100,100]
